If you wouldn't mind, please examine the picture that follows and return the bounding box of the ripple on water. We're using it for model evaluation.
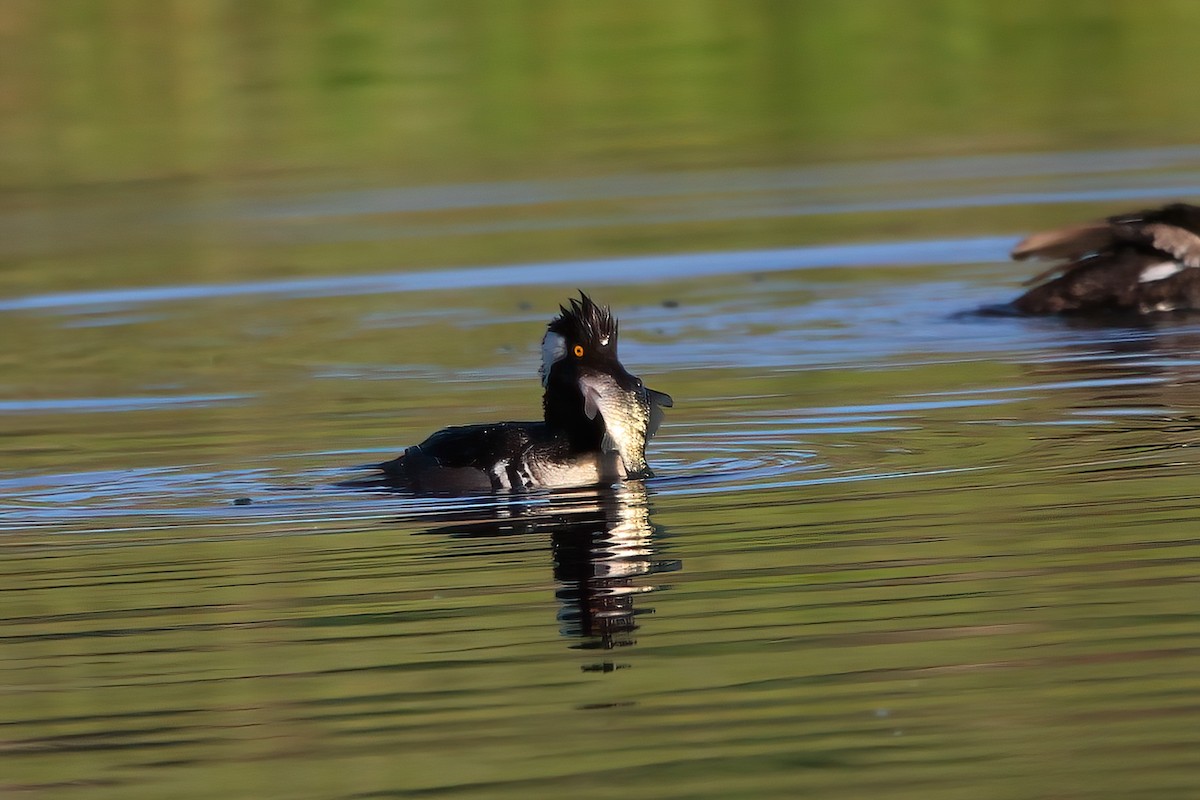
[6,163,1200,797]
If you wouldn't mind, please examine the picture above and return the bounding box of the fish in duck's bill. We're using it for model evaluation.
[579,366,673,480]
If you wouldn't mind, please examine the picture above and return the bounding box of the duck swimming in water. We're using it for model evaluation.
[366,293,672,493]
[1011,202,1200,314]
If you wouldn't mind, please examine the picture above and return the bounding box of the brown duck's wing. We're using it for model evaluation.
[1128,222,1200,268]
[1013,204,1200,286]
[1012,204,1200,262]
[1011,223,1114,263]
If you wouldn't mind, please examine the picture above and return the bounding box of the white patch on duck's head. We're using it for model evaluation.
[540,331,567,387]
[1139,261,1185,283]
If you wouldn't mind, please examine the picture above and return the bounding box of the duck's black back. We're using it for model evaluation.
[376,422,545,493]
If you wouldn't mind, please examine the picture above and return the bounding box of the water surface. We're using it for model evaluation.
[4,5,1200,799]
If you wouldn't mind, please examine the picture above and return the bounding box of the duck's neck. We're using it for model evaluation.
[543,377,605,451]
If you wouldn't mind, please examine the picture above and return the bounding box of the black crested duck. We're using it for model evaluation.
[367,293,672,493]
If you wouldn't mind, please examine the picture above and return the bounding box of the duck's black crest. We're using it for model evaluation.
[547,292,618,350]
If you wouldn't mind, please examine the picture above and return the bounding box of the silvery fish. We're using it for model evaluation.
[579,368,673,479]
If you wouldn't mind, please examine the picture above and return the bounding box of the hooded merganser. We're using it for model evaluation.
[1011,202,1200,314]
[367,293,672,493]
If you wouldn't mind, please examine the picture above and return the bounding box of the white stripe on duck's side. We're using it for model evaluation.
[490,457,537,491]
[491,459,512,490]
[1139,261,1186,283]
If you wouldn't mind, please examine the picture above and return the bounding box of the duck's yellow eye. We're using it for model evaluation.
[573,345,584,357]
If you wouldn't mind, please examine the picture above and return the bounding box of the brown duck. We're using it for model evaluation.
[1012,202,1200,314]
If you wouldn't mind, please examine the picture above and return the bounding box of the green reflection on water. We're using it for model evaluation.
[5,1,1200,188]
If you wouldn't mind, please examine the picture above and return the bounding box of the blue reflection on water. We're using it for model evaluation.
[0,235,1014,313]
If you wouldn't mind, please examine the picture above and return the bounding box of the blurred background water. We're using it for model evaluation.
[3,3,1200,798]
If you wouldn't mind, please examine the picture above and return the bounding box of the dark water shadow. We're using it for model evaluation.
[1020,314,1200,388]
[959,298,1200,327]
[1009,318,1200,465]
[376,482,680,666]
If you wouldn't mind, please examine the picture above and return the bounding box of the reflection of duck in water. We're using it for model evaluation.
[1011,203,1200,315]
[420,483,679,656]
[358,293,671,493]
[551,483,679,653]
[1019,325,1200,445]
